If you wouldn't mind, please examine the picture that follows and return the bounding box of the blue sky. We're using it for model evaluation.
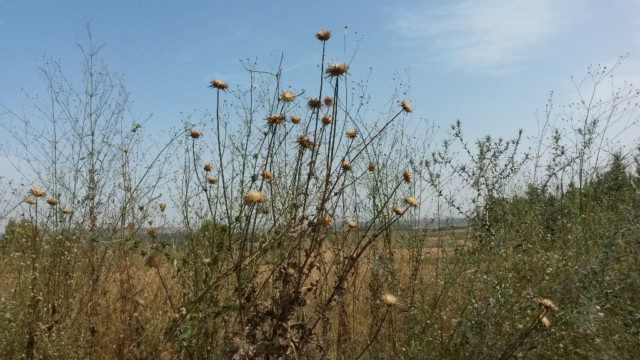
[1,0,639,145]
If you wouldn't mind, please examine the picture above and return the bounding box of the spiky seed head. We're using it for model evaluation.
[321,114,333,125]
[207,177,218,185]
[392,205,405,216]
[401,100,413,113]
[323,96,334,106]
[341,160,352,171]
[159,203,167,212]
[267,114,286,125]
[61,207,74,215]
[539,315,551,329]
[307,98,321,109]
[368,162,377,172]
[537,298,559,312]
[209,79,228,90]
[145,252,161,268]
[23,197,37,205]
[403,171,413,183]
[29,188,46,198]
[284,267,296,277]
[297,135,314,150]
[190,129,202,139]
[325,63,349,77]
[46,198,60,206]
[316,30,332,41]
[290,115,301,124]
[404,197,419,207]
[346,220,358,229]
[262,171,274,180]
[321,214,333,227]
[244,190,267,204]
[346,129,358,139]
[203,163,213,172]
[281,91,296,102]
[382,293,398,306]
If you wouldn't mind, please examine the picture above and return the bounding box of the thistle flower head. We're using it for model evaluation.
[29,188,46,198]
[539,315,552,329]
[325,63,349,77]
[323,96,334,106]
[404,197,419,207]
[382,293,398,306]
[209,79,228,90]
[316,29,332,41]
[403,171,413,183]
[401,100,413,113]
[23,197,37,205]
[321,214,333,227]
[61,207,74,215]
[321,114,333,125]
[297,135,314,150]
[145,252,161,268]
[267,114,286,125]
[207,177,218,185]
[244,190,267,204]
[290,115,301,124]
[203,163,213,172]
[307,98,321,110]
[368,162,377,172]
[341,160,352,171]
[392,205,405,216]
[346,129,358,139]
[159,203,167,212]
[346,220,358,229]
[281,91,296,102]
[190,129,202,139]
[46,198,60,206]
[537,298,559,312]
[262,171,274,180]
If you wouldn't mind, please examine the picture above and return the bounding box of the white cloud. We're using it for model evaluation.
[391,0,587,72]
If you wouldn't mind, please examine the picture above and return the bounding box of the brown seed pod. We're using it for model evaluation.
[316,29,332,41]
[281,91,295,102]
[403,171,413,183]
[244,190,267,204]
[290,115,301,124]
[404,196,419,207]
[325,63,349,77]
[267,114,286,125]
[321,114,332,125]
[346,129,358,139]
[307,98,321,110]
[204,163,213,172]
[209,79,228,90]
[323,96,334,106]
[46,198,60,206]
[29,188,46,198]
[392,205,405,216]
[190,129,202,139]
[368,162,377,172]
[401,100,413,113]
[207,177,218,185]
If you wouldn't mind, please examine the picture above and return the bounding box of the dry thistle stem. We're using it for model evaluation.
[290,115,301,124]
[381,293,398,306]
[404,196,419,207]
[281,91,295,102]
[346,129,358,139]
[209,79,228,90]
[401,100,413,113]
[190,129,202,139]
[325,63,349,77]
[307,97,321,109]
[46,198,60,206]
[316,29,332,41]
[29,188,46,198]
[244,190,267,204]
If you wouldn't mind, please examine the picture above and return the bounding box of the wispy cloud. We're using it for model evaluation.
[391,0,587,73]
